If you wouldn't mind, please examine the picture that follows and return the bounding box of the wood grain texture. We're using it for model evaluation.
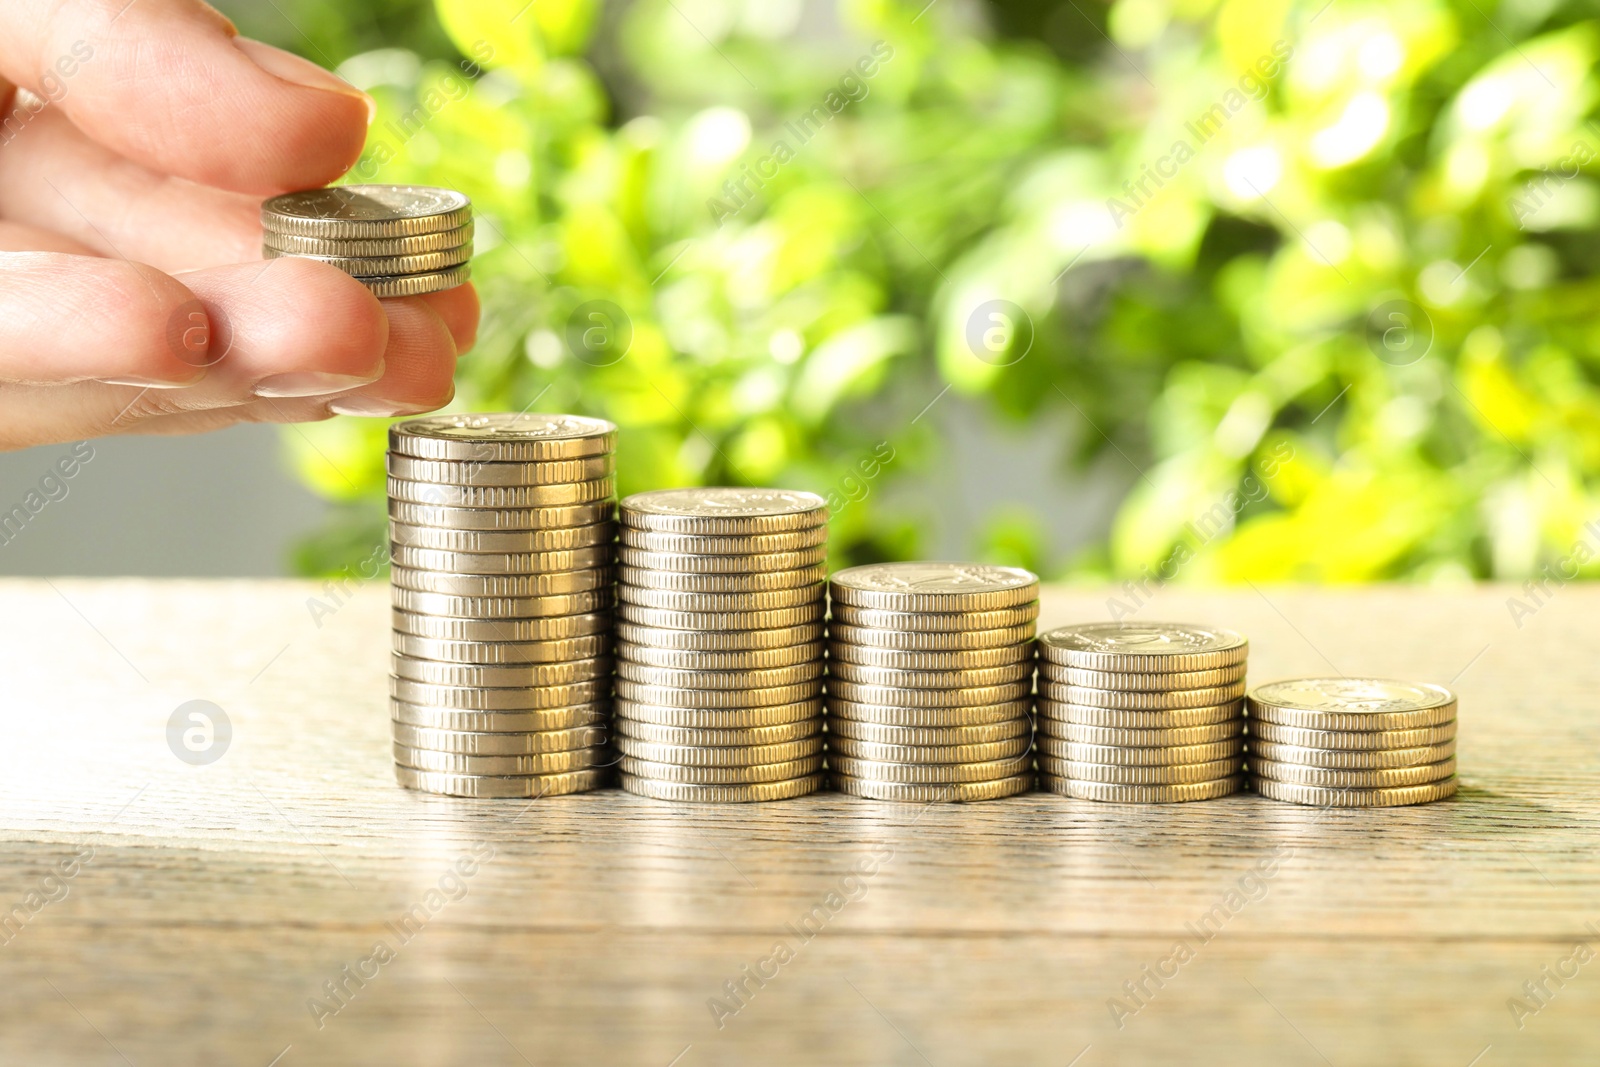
[0,578,1596,1066]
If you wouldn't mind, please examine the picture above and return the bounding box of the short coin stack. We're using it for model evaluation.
[826,563,1038,802]
[613,489,829,802]
[1246,678,1458,806]
[1035,623,1248,803]
[387,413,618,798]
[261,185,473,298]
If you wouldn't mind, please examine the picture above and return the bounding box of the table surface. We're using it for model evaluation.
[0,578,1594,1066]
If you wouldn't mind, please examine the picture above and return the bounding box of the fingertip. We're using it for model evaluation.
[412,284,480,354]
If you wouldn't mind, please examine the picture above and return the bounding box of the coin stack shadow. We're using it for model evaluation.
[261,185,473,298]
[825,563,1039,802]
[1247,679,1459,806]
[386,414,618,798]
[612,489,830,802]
[1035,623,1249,803]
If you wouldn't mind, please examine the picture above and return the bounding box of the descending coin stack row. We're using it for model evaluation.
[825,563,1039,802]
[1246,679,1458,806]
[386,414,618,798]
[612,489,830,802]
[1034,623,1249,803]
[261,185,473,298]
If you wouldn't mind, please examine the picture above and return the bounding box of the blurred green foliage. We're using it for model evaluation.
[248,0,1600,584]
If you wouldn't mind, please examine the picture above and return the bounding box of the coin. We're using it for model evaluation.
[264,223,473,257]
[1040,681,1246,709]
[1246,739,1457,769]
[387,476,614,508]
[620,488,827,534]
[391,700,608,732]
[389,566,612,597]
[614,698,822,728]
[827,602,1040,632]
[828,562,1039,612]
[614,737,823,767]
[620,641,826,670]
[1037,622,1248,672]
[1247,721,1456,750]
[825,680,1032,708]
[388,499,614,530]
[387,454,612,486]
[616,620,824,650]
[391,655,613,688]
[825,662,1033,689]
[391,412,616,462]
[612,720,820,746]
[826,736,1031,764]
[616,602,825,632]
[826,642,1032,671]
[393,765,607,799]
[390,544,612,574]
[823,718,1030,746]
[1040,756,1243,785]
[619,773,824,802]
[1033,700,1243,728]
[263,185,472,238]
[618,546,827,573]
[265,244,472,276]
[830,773,1032,802]
[1046,721,1245,747]
[618,583,822,611]
[392,632,611,665]
[617,755,822,784]
[825,622,1036,651]
[361,265,473,298]
[1252,777,1458,807]
[1039,776,1244,803]
[613,679,821,709]
[389,521,615,553]
[393,610,610,642]
[391,723,607,754]
[620,563,827,593]
[391,587,613,619]
[1246,678,1457,731]
[396,744,605,776]
[391,677,610,710]
[614,661,823,690]
[1250,757,1457,788]
[825,697,1031,727]
[828,753,1030,784]
[620,527,827,553]
[1044,664,1247,691]
[1035,737,1244,765]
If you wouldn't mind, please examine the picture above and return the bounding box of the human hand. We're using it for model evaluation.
[0,0,476,451]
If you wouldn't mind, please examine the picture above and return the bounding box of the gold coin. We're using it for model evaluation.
[391,654,612,688]
[361,264,472,297]
[386,454,612,486]
[619,773,824,802]
[1040,681,1246,709]
[826,736,1031,764]
[387,500,614,530]
[1043,721,1245,747]
[389,413,615,462]
[389,520,615,553]
[616,601,824,632]
[613,679,821,709]
[619,488,827,535]
[828,562,1039,612]
[826,753,1031,784]
[1247,721,1456,750]
[265,244,471,275]
[826,622,1035,651]
[390,700,608,732]
[823,718,1030,746]
[390,587,614,619]
[614,661,823,689]
[620,527,827,553]
[614,698,822,728]
[1042,663,1247,690]
[390,544,612,574]
[1039,775,1243,803]
[387,476,614,508]
[394,744,602,776]
[827,642,1033,670]
[824,661,1034,689]
[1251,777,1458,807]
[620,641,825,670]
[614,736,823,767]
[827,602,1040,632]
[392,610,610,642]
[831,773,1032,802]
[390,677,609,710]
[1247,678,1457,731]
[612,720,819,746]
[1034,736,1244,765]
[618,755,822,784]
[1033,699,1242,728]
[825,697,1031,728]
[264,222,473,257]
[393,765,607,799]
[1037,622,1247,672]
[1246,738,1456,769]
[825,680,1032,708]
[1249,757,1457,789]
[617,620,823,651]
[1039,756,1244,785]
[392,632,611,665]
[617,546,827,573]
[262,186,471,238]
[389,565,613,598]
[621,562,827,593]
[618,583,822,611]
[390,722,607,754]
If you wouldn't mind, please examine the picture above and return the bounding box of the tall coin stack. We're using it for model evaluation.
[261,185,473,298]
[613,489,829,802]
[386,414,618,798]
[826,563,1038,802]
[1246,678,1458,806]
[1035,623,1248,803]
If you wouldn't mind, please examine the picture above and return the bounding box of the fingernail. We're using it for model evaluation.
[253,367,384,399]
[234,38,376,123]
[97,374,203,389]
[327,396,442,418]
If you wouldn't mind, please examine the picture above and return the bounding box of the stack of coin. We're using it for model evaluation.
[1246,678,1458,806]
[386,413,617,798]
[613,489,829,802]
[261,185,473,297]
[826,563,1038,802]
[1035,623,1248,803]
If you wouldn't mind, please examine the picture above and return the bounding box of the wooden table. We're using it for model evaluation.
[0,579,1593,1065]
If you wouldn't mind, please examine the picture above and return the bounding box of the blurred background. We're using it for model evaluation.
[5,0,1598,586]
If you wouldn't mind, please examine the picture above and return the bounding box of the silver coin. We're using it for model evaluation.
[391,654,613,688]
[619,527,827,554]
[390,587,613,618]
[616,620,824,651]
[264,222,473,257]
[390,677,609,710]
[1249,757,1457,789]
[391,722,607,755]
[265,243,471,276]
[826,621,1034,651]
[1246,738,1457,769]
[825,661,1033,689]
[614,736,824,767]
[1251,777,1458,807]
[1247,678,1457,731]
[618,582,822,611]
[828,753,1030,784]
[361,265,472,298]
[828,562,1039,611]
[390,544,611,574]
[618,755,822,784]
[1036,736,1244,765]
[1042,663,1247,690]
[393,610,610,642]
[614,661,823,690]
[830,773,1032,803]
[388,499,614,530]
[614,698,822,728]
[616,601,825,632]
[390,565,612,597]
[391,700,607,732]
[827,642,1033,670]
[1045,721,1245,747]
[613,679,821,709]
[620,562,827,593]
[263,185,471,238]
[394,765,607,799]
[388,476,614,509]
[825,697,1031,727]
[389,520,614,553]
[620,641,825,670]
[395,743,602,776]
[392,632,611,665]
[1040,775,1243,803]
[1247,721,1456,750]
[827,602,1040,632]
[825,680,1032,708]
[1040,681,1246,709]
[391,413,616,462]
[387,454,612,486]
[1033,699,1243,728]
[823,718,1030,746]
[827,736,1031,764]
[1037,622,1248,671]
[612,720,820,746]
[1041,756,1244,785]
[619,773,823,802]
[617,546,827,574]
[620,488,827,534]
